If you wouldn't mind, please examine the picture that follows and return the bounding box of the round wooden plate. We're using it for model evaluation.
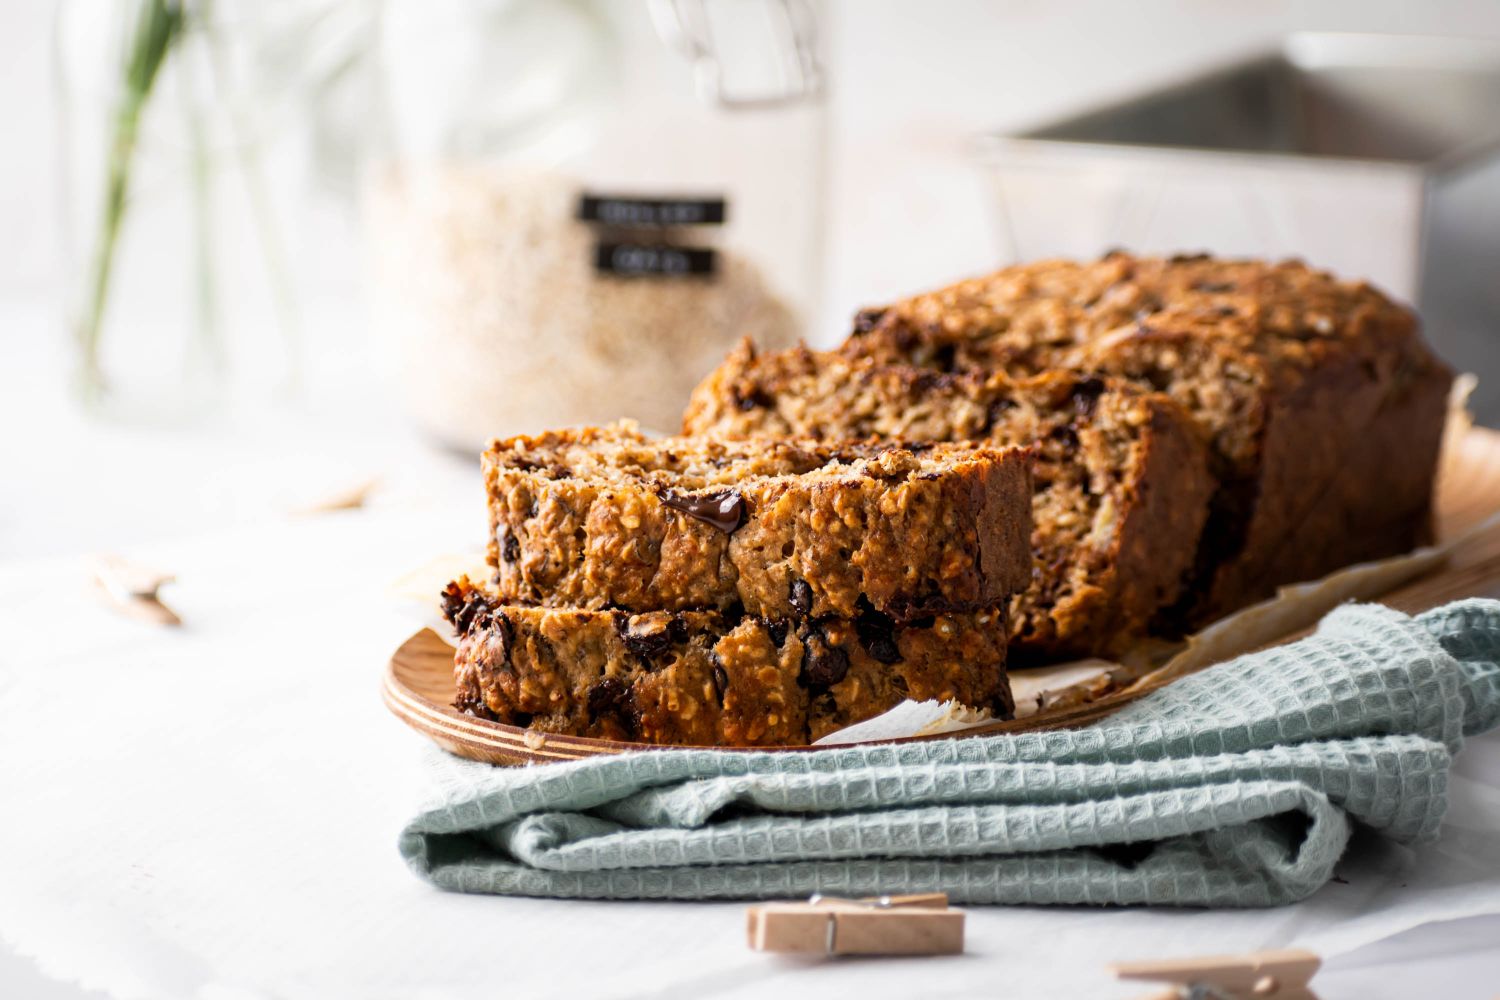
[385,427,1500,766]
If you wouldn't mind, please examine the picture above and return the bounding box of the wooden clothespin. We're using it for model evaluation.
[1111,948,1321,1000]
[90,554,181,627]
[746,892,963,956]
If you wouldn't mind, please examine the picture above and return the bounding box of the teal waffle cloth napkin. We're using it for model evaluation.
[399,599,1500,906]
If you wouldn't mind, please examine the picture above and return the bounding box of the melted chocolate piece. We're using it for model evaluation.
[657,488,747,533]
[763,618,789,648]
[613,614,689,663]
[799,630,850,688]
[501,531,520,563]
[710,657,729,704]
[456,699,500,722]
[439,582,470,629]
[440,582,495,636]
[483,611,513,667]
[981,396,1016,436]
[854,602,903,665]
[734,385,773,411]
[910,370,961,394]
[1049,423,1079,449]
[788,578,813,616]
[851,307,887,334]
[930,342,959,373]
[1070,377,1106,419]
[587,676,639,736]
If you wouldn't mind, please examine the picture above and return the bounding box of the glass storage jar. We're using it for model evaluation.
[366,0,826,449]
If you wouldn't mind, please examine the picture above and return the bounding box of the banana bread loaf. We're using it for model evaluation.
[442,577,1014,746]
[683,341,1215,659]
[484,423,1033,622]
[841,253,1453,623]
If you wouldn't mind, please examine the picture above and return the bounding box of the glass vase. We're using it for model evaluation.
[55,0,311,422]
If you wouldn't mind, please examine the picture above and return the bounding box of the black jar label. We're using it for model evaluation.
[578,195,727,228]
[594,242,716,277]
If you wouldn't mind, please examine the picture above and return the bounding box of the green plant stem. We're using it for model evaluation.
[76,0,185,399]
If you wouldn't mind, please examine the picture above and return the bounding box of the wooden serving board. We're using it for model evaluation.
[385,427,1500,766]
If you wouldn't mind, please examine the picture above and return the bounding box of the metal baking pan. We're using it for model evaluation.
[976,32,1500,423]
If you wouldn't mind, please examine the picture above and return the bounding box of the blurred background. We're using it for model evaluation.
[4,0,1500,561]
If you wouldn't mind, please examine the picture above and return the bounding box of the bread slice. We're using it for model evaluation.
[442,578,1013,746]
[684,342,1213,659]
[483,423,1032,623]
[841,252,1453,622]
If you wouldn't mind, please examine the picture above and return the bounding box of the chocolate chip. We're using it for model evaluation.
[586,676,638,736]
[930,342,958,373]
[982,396,1016,434]
[1069,377,1106,419]
[734,386,774,411]
[851,307,888,334]
[440,582,496,636]
[799,630,850,688]
[1049,424,1079,448]
[439,582,470,629]
[710,658,729,704]
[455,697,499,722]
[613,615,684,663]
[910,370,962,395]
[483,612,513,666]
[763,618,789,648]
[657,487,747,533]
[788,578,813,616]
[854,602,903,665]
[501,531,520,563]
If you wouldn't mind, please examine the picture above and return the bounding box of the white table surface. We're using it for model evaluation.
[3,299,1500,1000]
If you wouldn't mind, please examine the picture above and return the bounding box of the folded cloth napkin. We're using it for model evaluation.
[400,599,1500,906]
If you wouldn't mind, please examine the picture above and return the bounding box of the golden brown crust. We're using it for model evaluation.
[484,424,1032,622]
[841,253,1453,623]
[683,343,1215,658]
[442,578,1012,747]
